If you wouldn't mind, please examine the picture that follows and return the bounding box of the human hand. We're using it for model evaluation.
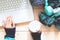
[2,16,15,28]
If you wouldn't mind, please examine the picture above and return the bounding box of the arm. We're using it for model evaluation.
[2,16,16,40]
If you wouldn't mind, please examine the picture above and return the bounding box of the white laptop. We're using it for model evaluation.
[0,0,34,26]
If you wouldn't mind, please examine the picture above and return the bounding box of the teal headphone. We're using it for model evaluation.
[44,0,60,16]
[44,0,53,16]
[39,0,60,30]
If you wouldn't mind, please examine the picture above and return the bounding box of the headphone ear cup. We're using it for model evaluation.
[44,6,53,16]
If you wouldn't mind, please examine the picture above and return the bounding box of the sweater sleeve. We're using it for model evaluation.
[4,37,15,40]
[4,28,16,40]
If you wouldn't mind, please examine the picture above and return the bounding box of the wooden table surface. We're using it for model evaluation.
[0,4,60,40]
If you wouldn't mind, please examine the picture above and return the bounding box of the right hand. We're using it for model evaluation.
[2,16,15,28]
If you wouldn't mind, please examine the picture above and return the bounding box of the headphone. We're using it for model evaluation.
[39,0,60,30]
